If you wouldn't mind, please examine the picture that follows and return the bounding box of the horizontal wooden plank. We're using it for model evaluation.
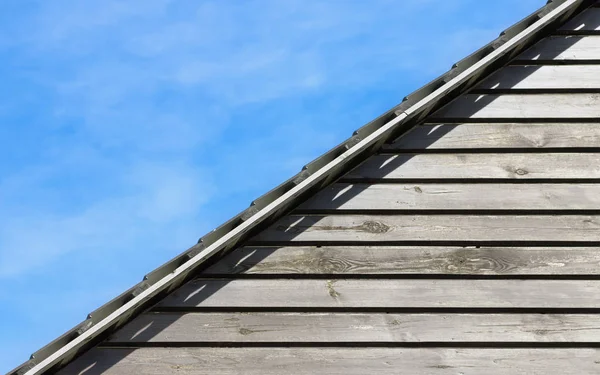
[477,65,600,89]
[385,123,600,150]
[160,279,600,308]
[254,215,600,243]
[205,246,600,275]
[433,94,600,119]
[345,153,600,180]
[560,8,600,30]
[109,312,600,343]
[59,348,600,375]
[516,36,600,60]
[297,183,600,211]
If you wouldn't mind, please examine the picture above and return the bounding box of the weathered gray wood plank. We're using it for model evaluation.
[59,348,600,375]
[205,246,600,275]
[109,312,600,343]
[297,183,600,210]
[560,8,600,30]
[385,123,600,150]
[433,94,600,119]
[345,153,600,180]
[160,279,600,308]
[477,65,600,89]
[254,215,600,242]
[517,36,600,60]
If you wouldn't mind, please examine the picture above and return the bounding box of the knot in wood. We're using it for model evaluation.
[360,221,390,234]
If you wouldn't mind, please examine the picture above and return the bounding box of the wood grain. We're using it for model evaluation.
[159,279,600,308]
[476,65,600,89]
[109,312,600,343]
[560,8,600,30]
[516,36,600,60]
[253,215,600,243]
[344,153,600,180]
[59,348,600,375]
[205,246,600,275]
[432,94,600,119]
[297,183,600,210]
[385,123,600,150]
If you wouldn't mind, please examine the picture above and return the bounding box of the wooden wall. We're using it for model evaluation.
[59,6,600,375]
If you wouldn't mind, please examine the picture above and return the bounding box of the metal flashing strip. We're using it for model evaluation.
[7,0,591,374]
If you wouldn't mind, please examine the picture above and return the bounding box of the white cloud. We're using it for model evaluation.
[0,159,213,278]
[126,161,214,223]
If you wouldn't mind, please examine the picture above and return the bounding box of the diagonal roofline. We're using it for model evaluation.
[9,0,594,373]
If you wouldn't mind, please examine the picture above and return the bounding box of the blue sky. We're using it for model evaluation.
[0,0,543,372]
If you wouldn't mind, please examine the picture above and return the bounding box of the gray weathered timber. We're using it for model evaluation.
[477,65,600,89]
[433,94,600,119]
[58,348,600,375]
[253,215,600,243]
[205,246,600,275]
[385,123,600,150]
[297,183,600,210]
[560,8,600,30]
[517,36,600,60]
[159,279,600,308]
[109,312,600,343]
[16,3,600,375]
[345,153,600,180]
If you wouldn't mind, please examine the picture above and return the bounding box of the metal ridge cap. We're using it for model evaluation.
[8,0,587,374]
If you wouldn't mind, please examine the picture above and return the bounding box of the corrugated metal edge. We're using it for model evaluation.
[7,0,591,374]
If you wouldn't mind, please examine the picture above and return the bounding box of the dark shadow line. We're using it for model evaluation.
[420,120,600,125]
[97,341,600,349]
[470,88,600,94]
[510,59,600,65]
[344,179,600,185]
[291,209,600,216]
[246,240,600,247]
[150,306,600,314]
[199,273,600,280]
[426,117,600,123]
[553,30,600,35]
[379,148,600,154]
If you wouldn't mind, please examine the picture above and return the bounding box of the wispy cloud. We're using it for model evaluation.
[0,0,542,371]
